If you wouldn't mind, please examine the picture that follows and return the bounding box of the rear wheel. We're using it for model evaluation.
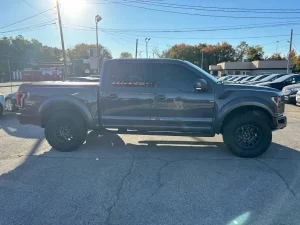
[5,98,16,112]
[222,112,272,158]
[45,112,87,152]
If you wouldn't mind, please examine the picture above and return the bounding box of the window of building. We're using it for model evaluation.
[235,71,241,75]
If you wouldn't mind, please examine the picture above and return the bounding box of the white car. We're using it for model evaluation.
[0,94,5,117]
[296,90,300,106]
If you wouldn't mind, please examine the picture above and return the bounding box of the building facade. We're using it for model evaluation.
[209,60,293,77]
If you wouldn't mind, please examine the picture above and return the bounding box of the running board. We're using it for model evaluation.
[104,129,215,137]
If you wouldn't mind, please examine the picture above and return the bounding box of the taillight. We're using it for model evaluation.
[16,92,28,108]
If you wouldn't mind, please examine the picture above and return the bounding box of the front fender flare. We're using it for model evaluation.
[213,97,275,133]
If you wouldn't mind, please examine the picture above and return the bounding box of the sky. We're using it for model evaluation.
[0,0,300,58]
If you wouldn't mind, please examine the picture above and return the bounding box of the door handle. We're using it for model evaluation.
[153,94,166,101]
[106,93,118,99]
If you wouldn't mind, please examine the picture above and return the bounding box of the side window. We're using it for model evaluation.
[152,64,200,92]
[295,76,300,83]
[110,63,150,87]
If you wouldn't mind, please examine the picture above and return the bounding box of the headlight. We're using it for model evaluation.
[290,88,300,93]
[283,89,291,95]
[271,96,281,107]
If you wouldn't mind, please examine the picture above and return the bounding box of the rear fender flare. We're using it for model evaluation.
[39,95,93,126]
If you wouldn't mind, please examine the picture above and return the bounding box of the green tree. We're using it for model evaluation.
[291,49,300,73]
[267,53,285,60]
[68,43,112,60]
[120,52,133,58]
[166,43,202,66]
[246,45,264,61]
[235,41,249,61]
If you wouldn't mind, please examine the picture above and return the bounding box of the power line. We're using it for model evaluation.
[293,43,300,53]
[90,0,300,14]
[112,0,300,12]
[0,8,55,30]
[101,30,133,49]
[0,21,56,34]
[99,32,298,40]
[88,0,300,19]
[68,21,300,33]
[22,0,53,19]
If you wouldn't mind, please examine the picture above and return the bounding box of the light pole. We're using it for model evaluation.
[56,0,68,78]
[145,38,150,58]
[95,15,102,74]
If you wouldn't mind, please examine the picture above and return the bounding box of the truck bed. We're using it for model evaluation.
[17,81,99,129]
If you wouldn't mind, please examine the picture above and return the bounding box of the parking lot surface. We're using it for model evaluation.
[0,104,300,225]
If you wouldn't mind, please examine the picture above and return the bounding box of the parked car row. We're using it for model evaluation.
[218,73,300,105]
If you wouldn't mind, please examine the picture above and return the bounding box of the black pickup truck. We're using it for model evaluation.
[16,59,287,158]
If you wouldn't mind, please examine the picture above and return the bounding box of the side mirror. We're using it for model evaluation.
[195,79,208,92]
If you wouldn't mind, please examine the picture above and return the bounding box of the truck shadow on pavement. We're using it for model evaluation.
[1,126,300,224]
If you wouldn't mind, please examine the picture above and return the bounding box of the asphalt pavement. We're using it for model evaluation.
[1,105,300,225]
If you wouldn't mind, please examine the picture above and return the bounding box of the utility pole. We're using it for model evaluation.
[153,52,154,58]
[201,51,204,69]
[56,0,68,78]
[287,29,293,74]
[8,60,12,93]
[95,15,102,74]
[135,39,138,58]
[276,41,279,54]
[145,38,150,58]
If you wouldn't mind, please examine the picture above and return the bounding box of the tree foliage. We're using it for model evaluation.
[0,37,112,79]
[246,45,264,61]
[165,42,235,71]
[68,43,112,60]
[291,49,300,73]
[235,41,249,61]
[0,35,63,73]
[267,53,286,60]
[120,52,133,59]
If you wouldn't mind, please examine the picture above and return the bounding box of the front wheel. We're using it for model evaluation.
[45,112,87,152]
[222,112,272,158]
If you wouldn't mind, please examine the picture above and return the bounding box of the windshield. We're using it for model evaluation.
[235,76,248,81]
[185,61,218,82]
[250,75,265,81]
[272,74,295,82]
[259,74,278,82]
[218,76,228,81]
[241,76,254,82]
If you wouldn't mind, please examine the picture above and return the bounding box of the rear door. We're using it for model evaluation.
[149,62,215,132]
[101,61,152,128]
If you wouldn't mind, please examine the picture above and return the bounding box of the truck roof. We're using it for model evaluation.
[106,58,184,64]
[21,81,99,86]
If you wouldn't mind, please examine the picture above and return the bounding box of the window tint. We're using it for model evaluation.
[295,76,300,83]
[110,63,150,87]
[152,64,200,92]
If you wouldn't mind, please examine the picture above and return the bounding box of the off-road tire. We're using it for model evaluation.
[222,111,272,158]
[5,98,17,112]
[45,112,87,152]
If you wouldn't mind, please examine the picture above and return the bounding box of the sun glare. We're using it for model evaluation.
[59,0,85,14]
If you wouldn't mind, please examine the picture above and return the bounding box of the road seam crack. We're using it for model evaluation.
[256,158,297,198]
[105,158,135,225]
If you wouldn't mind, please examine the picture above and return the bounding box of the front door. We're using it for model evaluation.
[150,62,215,132]
[101,62,152,128]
